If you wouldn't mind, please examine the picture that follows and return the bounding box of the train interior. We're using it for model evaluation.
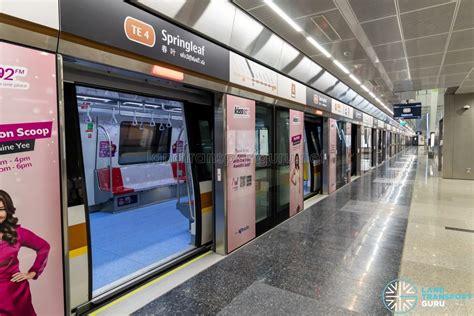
[335,121,349,189]
[74,86,196,295]
[303,117,323,198]
[350,124,358,177]
[361,126,372,172]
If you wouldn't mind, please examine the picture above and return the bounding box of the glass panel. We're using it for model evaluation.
[303,129,312,197]
[197,120,212,179]
[276,109,289,212]
[313,125,323,193]
[255,105,273,223]
[378,130,383,163]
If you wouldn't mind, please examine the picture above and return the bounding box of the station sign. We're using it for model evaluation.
[306,88,331,111]
[60,0,230,80]
[353,110,363,122]
[393,102,422,119]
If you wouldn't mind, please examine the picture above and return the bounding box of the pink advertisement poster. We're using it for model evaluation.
[289,110,304,217]
[0,42,64,315]
[328,119,337,193]
[226,95,256,253]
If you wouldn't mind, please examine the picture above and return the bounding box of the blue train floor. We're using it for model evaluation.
[90,199,192,292]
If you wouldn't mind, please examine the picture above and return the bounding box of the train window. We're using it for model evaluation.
[118,121,171,165]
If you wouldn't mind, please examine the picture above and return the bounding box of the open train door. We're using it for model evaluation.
[182,102,214,246]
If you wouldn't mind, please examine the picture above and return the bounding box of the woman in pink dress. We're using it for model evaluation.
[0,190,50,316]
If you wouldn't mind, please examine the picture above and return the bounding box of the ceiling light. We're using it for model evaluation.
[369,92,376,98]
[333,59,350,74]
[264,0,302,32]
[306,36,331,58]
[360,85,370,92]
[349,74,361,85]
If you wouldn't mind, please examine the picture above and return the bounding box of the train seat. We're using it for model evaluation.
[121,165,178,192]
[97,168,134,195]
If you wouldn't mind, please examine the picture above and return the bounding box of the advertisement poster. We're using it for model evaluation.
[0,42,64,315]
[226,95,256,253]
[328,119,337,193]
[289,110,304,217]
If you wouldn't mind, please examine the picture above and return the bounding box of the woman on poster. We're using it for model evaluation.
[0,190,50,316]
[290,153,302,213]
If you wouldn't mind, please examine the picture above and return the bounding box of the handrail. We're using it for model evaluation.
[183,143,195,222]
[175,128,195,222]
[97,125,113,197]
[176,128,184,205]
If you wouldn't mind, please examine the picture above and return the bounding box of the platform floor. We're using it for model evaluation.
[95,147,473,315]
[130,149,417,315]
[400,149,474,314]
[90,199,193,292]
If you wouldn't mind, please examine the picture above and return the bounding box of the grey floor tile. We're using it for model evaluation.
[131,149,419,315]
[218,282,356,316]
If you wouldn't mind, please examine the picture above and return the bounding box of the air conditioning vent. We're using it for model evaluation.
[369,79,379,87]
[311,15,342,42]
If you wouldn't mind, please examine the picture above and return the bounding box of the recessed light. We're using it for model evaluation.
[264,0,302,32]
[333,59,350,74]
[306,36,331,58]
[349,74,361,85]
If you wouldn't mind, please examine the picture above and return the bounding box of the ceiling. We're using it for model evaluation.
[233,0,474,106]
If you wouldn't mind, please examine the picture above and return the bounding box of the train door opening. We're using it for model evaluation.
[255,106,290,235]
[255,104,274,235]
[389,132,393,157]
[336,121,348,189]
[361,126,372,172]
[274,108,291,225]
[303,116,323,199]
[350,124,358,177]
[377,129,383,164]
[65,82,211,297]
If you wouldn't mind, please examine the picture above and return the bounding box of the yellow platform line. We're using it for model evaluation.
[69,246,87,258]
[202,206,213,214]
[89,251,212,316]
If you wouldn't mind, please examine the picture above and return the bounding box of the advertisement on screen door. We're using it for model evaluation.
[226,95,256,253]
[289,110,304,217]
[0,42,64,316]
